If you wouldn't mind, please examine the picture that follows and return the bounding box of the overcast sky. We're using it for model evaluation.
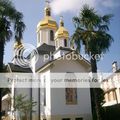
[4,0,120,72]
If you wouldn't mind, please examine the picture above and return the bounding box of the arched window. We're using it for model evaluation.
[50,30,54,41]
[64,39,67,47]
[65,72,77,104]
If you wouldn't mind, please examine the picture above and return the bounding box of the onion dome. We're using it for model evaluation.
[55,16,69,40]
[37,0,58,31]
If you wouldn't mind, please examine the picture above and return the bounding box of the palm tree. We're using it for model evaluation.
[71,5,113,120]
[0,0,25,119]
[0,0,25,71]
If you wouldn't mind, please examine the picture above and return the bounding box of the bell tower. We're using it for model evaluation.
[36,0,58,47]
[55,16,69,49]
[12,40,24,65]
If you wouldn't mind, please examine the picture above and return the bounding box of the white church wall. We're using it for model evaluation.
[37,28,56,47]
[49,59,92,119]
[51,58,90,73]
[32,88,39,120]
[40,69,51,116]
[30,55,36,73]
[53,50,70,60]
[50,88,92,120]
[37,29,47,47]
[55,38,66,49]
[53,50,61,59]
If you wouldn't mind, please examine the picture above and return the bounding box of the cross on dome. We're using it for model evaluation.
[60,16,64,27]
[45,0,50,7]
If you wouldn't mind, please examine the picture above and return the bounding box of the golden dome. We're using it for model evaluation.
[37,1,58,31]
[14,41,23,49]
[55,17,69,39]
[37,16,58,31]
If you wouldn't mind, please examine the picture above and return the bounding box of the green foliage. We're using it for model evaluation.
[71,4,113,120]
[14,94,37,120]
[71,4,113,56]
[103,104,120,120]
[0,1,26,119]
[15,94,37,112]
[0,1,25,120]
[0,0,25,43]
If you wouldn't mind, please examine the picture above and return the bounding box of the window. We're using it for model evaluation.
[65,73,77,104]
[112,91,116,100]
[108,92,111,101]
[43,76,46,106]
[64,39,67,47]
[65,88,77,104]
[50,30,54,41]
[62,118,70,120]
[104,93,108,102]
[75,118,83,120]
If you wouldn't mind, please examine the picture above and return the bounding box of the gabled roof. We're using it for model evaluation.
[37,43,55,55]
[7,63,32,73]
[53,46,73,54]
[36,51,91,72]
[27,43,55,59]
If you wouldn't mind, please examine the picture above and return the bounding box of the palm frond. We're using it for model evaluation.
[99,25,109,31]
[71,4,113,55]
[0,0,26,43]
[102,14,113,25]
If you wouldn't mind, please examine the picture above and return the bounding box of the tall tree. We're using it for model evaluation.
[0,0,25,119]
[71,5,113,120]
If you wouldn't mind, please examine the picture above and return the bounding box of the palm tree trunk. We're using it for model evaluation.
[90,56,101,120]
[90,56,97,73]
[0,41,4,72]
[0,90,1,120]
[0,40,4,120]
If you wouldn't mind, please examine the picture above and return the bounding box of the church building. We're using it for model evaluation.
[5,1,92,120]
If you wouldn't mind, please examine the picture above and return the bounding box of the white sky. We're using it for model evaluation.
[51,0,120,15]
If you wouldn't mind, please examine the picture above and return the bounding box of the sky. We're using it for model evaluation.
[4,0,120,72]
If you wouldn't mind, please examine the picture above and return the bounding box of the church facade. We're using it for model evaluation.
[5,1,92,120]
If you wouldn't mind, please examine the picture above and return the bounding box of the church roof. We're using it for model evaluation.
[36,51,91,72]
[35,45,73,72]
[53,46,73,54]
[37,43,55,55]
[7,63,32,73]
[37,16,58,31]
[55,26,69,39]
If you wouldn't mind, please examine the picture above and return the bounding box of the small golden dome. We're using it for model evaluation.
[37,0,58,31]
[55,17,69,39]
[14,41,23,49]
